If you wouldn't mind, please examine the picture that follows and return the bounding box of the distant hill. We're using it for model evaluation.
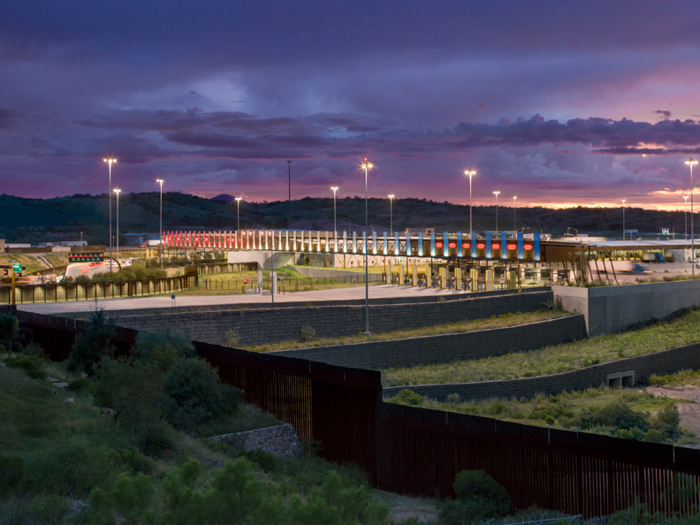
[0,192,690,244]
[211,194,235,202]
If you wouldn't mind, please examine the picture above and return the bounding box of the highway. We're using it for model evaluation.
[18,284,473,314]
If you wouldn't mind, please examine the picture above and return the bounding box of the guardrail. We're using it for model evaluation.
[0,275,195,304]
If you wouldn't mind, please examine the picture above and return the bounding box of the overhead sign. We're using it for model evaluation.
[660,229,670,235]
[68,253,104,263]
[12,263,22,273]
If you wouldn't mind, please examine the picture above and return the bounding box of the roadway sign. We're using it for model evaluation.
[68,253,104,263]
[12,263,22,273]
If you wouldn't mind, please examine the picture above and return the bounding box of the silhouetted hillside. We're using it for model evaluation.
[0,192,690,244]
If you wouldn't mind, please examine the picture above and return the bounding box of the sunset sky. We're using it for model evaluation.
[2,0,700,209]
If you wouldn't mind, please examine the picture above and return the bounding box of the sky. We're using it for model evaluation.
[2,0,700,209]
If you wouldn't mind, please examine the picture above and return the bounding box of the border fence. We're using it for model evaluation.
[7,308,700,519]
[0,275,195,304]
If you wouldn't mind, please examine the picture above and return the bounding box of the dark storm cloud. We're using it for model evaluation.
[3,0,700,204]
[0,108,18,129]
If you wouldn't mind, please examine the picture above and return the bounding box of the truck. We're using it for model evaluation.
[641,252,666,263]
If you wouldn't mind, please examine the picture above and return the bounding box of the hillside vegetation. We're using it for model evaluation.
[0,192,688,244]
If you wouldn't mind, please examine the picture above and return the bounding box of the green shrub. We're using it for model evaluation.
[162,357,241,434]
[394,389,424,406]
[225,326,241,347]
[573,399,649,431]
[117,446,156,475]
[440,470,512,523]
[652,403,681,438]
[239,449,277,472]
[131,328,196,373]
[300,324,316,342]
[69,309,115,376]
[21,341,47,358]
[4,354,47,380]
[0,494,74,524]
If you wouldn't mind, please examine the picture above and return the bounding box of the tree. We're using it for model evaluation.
[68,309,115,376]
[131,328,195,373]
[0,313,19,356]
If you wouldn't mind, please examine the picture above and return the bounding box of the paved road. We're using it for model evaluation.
[18,284,474,314]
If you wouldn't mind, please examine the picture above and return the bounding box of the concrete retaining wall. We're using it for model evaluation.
[553,280,700,337]
[383,341,700,402]
[272,315,586,369]
[108,290,554,347]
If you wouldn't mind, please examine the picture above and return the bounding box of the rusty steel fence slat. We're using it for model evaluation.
[7,307,700,519]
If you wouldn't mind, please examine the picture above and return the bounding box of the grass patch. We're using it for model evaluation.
[386,385,696,445]
[383,307,700,387]
[245,309,570,353]
[0,254,46,274]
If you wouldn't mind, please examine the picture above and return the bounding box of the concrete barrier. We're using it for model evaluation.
[383,341,700,402]
[553,279,700,337]
[271,315,586,369]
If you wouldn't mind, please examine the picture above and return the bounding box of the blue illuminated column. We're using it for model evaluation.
[373,231,377,255]
[457,232,463,257]
[406,232,412,256]
[325,231,329,253]
[418,232,423,256]
[517,232,524,259]
[443,232,449,257]
[362,232,367,255]
[534,232,541,261]
[430,232,436,257]
[383,232,388,255]
[286,231,289,251]
[317,231,321,252]
[300,231,304,252]
[343,231,347,253]
[353,232,357,253]
[486,232,492,259]
[472,232,477,258]
[395,232,400,256]
[501,232,507,260]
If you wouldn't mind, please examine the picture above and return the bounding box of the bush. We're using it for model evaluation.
[69,309,115,376]
[573,399,649,431]
[394,389,424,406]
[131,328,196,373]
[225,326,241,347]
[21,341,47,358]
[300,324,316,342]
[67,377,91,392]
[652,403,681,438]
[93,357,173,454]
[162,357,241,433]
[4,354,47,380]
[440,470,512,523]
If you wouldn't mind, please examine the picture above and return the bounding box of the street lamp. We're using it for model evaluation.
[156,179,164,270]
[331,186,339,241]
[686,157,698,276]
[113,188,122,262]
[360,159,374,336]
[621,199,626,241]
[684,195,689,240]
[493,191,501,233]
[235,197,242,233]
[388,194,395,236]
[512,196,517,232]
[464,170,477,251]
[103,158,117,270]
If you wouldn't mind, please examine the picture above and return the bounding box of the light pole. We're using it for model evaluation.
[684,195,689,240]
[621,199,626,241]
[235,197,242,233]
[103,158,117,270]
[388,194,395,236]
[493,191,500,233]
[512,196,517,232]
[331,186,339,241]
[156,179,164,270]
[287,160,292,225]
[113,188,121,262]
[464,170,476,251]
[686,158,698,275]
[360,159,374,336]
